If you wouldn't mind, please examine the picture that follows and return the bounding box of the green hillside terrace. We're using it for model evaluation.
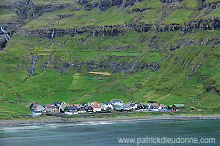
[0,0,220,115]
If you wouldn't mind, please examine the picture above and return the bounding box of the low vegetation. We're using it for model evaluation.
[0,0,219,115]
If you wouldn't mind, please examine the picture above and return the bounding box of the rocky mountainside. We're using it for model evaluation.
[0,0,220,114]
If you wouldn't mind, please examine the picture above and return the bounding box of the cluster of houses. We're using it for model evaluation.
[30,100,186,116]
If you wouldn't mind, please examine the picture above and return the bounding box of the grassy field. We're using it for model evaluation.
[0,0,220,115]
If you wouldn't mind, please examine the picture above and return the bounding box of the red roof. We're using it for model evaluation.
[91,101,100,105]
[160,104,167,108]
[45,104,52,107]
[90,105,101,108]
[33,104,40,107]
[74,104,80,106]
[152,103,159,107]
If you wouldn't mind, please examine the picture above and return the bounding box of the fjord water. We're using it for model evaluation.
[0,119,219,146]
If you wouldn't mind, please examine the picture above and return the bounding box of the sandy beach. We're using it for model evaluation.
[0,114,219,126]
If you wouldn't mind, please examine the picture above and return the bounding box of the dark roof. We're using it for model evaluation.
[48,106,58,109]
[111,100,123,103]
[148,101,157,103]
[52,101,63,105]
[65,106,78,110]
[85,106,93,110]
[104,102,112,105]
[80,103,87,106]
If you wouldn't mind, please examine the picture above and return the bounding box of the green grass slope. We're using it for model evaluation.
[0,0,220,115]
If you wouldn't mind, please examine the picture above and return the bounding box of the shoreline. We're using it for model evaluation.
[0,114,220,126]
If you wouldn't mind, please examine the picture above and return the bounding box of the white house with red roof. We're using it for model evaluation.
[90,105,101,112]
[30,103,45,112]
[89,101,101,106]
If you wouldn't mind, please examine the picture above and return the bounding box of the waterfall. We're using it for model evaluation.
[51,29,55,38]
[73,28,77,37]
[0,26,10,41]
[28,55,37,77]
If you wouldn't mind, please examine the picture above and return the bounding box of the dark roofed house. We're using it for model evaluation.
[78,106,87,113]
[130,103,137,110]
[172,104,185,111]
[64,106,78,112]
[101,102,113,111]
[111,100,123,106]
[148,101,157,103]
[85,106,93,113]
[52,101,65,106]
[80,103,88,107]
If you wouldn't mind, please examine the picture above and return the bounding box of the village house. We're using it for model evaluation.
[85,106,93,113]
[159,104,169,111]
[78,106,87,113]
[148,101,157,103]
[101,102,113,111]
[138,103,149,109]
[172,104,186,111]
[52,101,66,107]
[90,101,101,106]
[111,99,124,106]
[64,106,78,115]
[123,106,133,112]
[73,104,80,107]
[80,103,88,107]
[29,99,186,115]
[44,105,59,113]
[30,103,45,112]
[45,104,52,108]
[148,103,159,111]
[60,103,68,112]
[64,106,78,112]
[115,104,132,112]
[90,105,102,113]
[129,103,138,110]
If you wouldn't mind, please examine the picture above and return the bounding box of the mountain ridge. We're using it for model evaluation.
[0,0,220,115]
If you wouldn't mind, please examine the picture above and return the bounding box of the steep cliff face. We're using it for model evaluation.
[15,18,220,39]
[0,0,220,112]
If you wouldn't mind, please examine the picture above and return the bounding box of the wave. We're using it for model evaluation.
[0,125,41,131]
[0,121,116,132]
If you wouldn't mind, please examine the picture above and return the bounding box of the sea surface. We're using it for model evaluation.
[0,119,219,146]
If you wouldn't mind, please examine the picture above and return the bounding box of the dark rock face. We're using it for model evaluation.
[150,63,160,72]
[160,0,184,3]
[52,59,152,74]
[18,24,132,38]
[57,62,71,73]
[77,0,142,11]
[0,38,7,50]
[131,7,152,12]
[17,17,220,39]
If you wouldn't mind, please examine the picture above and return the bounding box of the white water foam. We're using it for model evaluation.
[0,125,41,131]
